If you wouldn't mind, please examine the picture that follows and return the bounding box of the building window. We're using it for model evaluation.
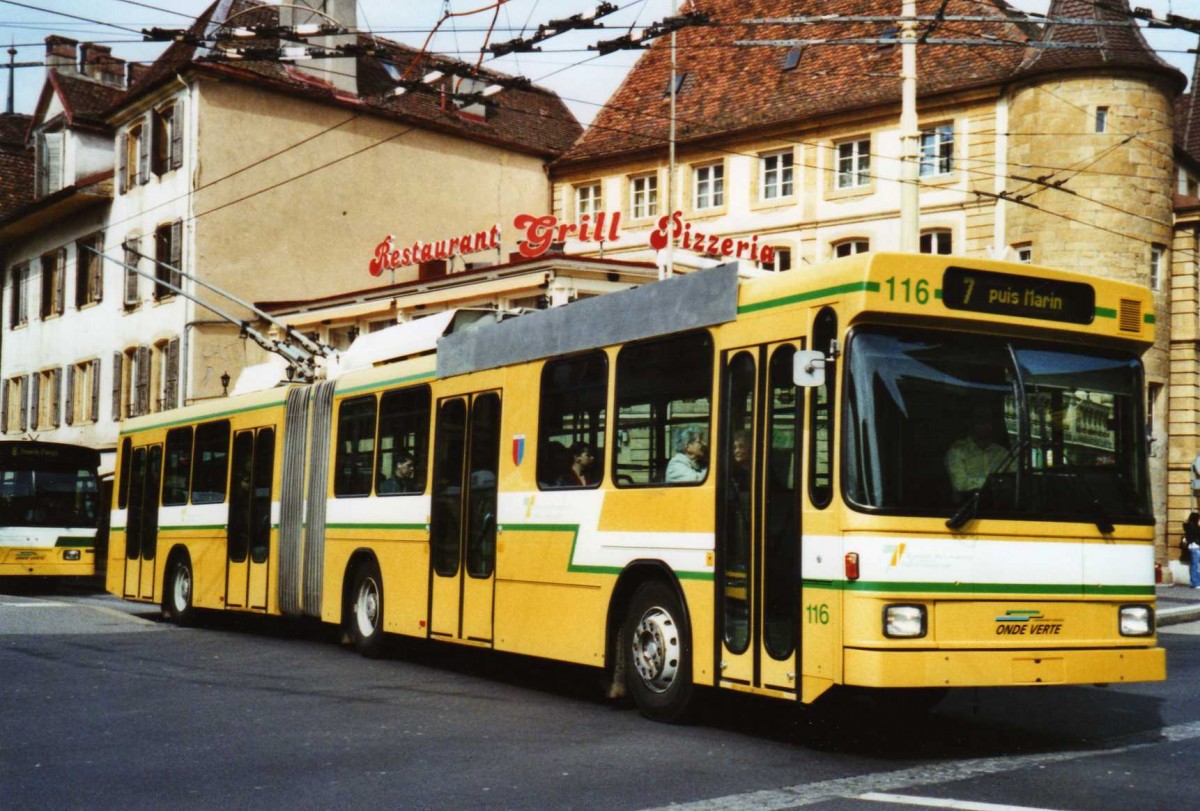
[118,346,149,420]
[761,247,793,272]
[36,130,64,197]
[33,368,62,430]
[576,182,601,221]
[154,221,182,300]
[833,239,869,257]
[123,238,139,309]
[151,102,183,176]
[1095,106,1108,133]
[693,163,724,210]
[1150,244,1165,291]
[836,138,870,189]
[75,234,103,308]
[1014,243,1033,263]
[760,150,794,200]
[630,173,658,219]
[9,263,29,328]
[2,376,28,433]
[920,230,952,255]
[39,248,65,319]
[119,120,148,193]
[65,359,101,426]
[919,124,954,177]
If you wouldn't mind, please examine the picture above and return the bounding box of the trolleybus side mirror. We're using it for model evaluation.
[793,349,826,388]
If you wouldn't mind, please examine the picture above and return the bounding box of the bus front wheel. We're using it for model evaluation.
[347,559,385,658]
[162,555,195,626]
[624,581,694,723]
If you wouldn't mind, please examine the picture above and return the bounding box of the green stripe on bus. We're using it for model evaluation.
[1144,313,1156,324]
[326,523,428,530]
[934,288,943,300]
[737,281,881,315]
[1094,307,1116,319]
[802,578,1153,596]
[120,399,285,435]
[337,371,436,397]
[501,523,713,581]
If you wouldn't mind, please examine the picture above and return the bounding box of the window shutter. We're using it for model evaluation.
[90,359,101,423]
[55,248,65,315]
[29,373,39,430]
[45,132,62,194]
[170,101,184,170]
[118,132,128,194]
[35,134,45,197]
[91,239,103,303]
[136,345,150,416]
[19,376,29,432]
[51,367,61,427]
[150,108,164,177]
[138,117,150,185]
[170,220,183,289]
[65,365,75,426]
[165,338,179,411]
[40,255,52,319]
[1,380,9,433]
[8,266,17,328]
[18,265,27,324]
[112,351,123,420]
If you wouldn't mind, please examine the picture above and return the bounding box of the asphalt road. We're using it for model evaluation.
[2,581,1199,811]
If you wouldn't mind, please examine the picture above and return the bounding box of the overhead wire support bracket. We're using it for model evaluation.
[489,2,620,57]
[589,11,709,55]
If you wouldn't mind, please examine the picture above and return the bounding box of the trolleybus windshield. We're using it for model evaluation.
[843,326,1152,525]
[0,463,99,529]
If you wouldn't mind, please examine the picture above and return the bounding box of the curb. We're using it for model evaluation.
[1158,604,1200,627]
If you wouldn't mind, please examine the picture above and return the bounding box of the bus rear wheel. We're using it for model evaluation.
[623,581,694,723]
[162,555,195,626]
[347,559,385,658]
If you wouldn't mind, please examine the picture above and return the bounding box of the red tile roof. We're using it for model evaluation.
[121,0,581,158]
[558,0,1185,165]
[48,70,127,129]
[0,114,33,216]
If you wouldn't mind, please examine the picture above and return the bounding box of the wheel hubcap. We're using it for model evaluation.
[173,567,190,612]
[355,577,379,637]
[631,606,679,693]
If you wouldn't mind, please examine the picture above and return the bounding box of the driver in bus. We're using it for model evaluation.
[945,404,1008,498]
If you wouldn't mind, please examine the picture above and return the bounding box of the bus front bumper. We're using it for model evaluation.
[844,645,1166,687]
[0,548,95,576]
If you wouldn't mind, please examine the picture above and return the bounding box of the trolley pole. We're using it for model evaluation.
[899,0,920,252]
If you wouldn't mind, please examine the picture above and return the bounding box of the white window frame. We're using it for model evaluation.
[1095,106,1108,134]
[630,173,658,220]
[833,239,869,258]
[693,163,724,210]
[760,247,793,272]
[760,150,794,200]
[1150,244,1165,291]
[836,138,870,189]
[918,124,954,177]
[919,229,952,255]
[575,182,601,221]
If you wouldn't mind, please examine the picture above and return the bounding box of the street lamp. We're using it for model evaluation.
[221,371,230,396]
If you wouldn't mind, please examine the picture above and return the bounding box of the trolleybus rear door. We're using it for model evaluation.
[226,428,274,611]
[123,444,162,601]
[429,391,501,644]
[718,342,803,694]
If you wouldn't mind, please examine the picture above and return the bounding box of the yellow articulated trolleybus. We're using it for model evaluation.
[107,252,1164,721]
[1,441,101,577]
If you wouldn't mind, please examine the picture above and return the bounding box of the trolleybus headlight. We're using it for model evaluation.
[1119,605,1153,637]
[883,604,927,638]
[63,549,81,561]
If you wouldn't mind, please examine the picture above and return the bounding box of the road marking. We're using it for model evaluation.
[860,792,1069,811]
[637,721,1200,811]
[0,601,71,608]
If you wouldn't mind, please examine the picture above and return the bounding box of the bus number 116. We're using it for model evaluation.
[884,276,930,305]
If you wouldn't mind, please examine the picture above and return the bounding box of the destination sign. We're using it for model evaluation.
[941,267,1095,325]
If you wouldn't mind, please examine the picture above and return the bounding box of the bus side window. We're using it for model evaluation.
[375,386,431,496]
[809,308,837,509]
[538,351,607,489]
[117,436,132,509]
[191,420,231,504]
[334,395,377,497]
[615,331,713,487]
[162,426,193,506]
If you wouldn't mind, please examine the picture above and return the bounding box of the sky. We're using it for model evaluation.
[0,1,1194,124]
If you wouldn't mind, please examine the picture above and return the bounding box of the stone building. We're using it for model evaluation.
[549,0,1186,557]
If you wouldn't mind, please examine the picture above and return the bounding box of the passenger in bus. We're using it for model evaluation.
[945,405,1008,498]
[378,454,418,494]
[666,430,708,483]
[558,442,595,487]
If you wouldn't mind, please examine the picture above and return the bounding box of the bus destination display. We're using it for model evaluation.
[941,266,1095,324]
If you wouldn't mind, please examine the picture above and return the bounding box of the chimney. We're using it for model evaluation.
[280,0,357,96]
[44,35,78,77]
[80,43,126,88]
[127,62,150,87]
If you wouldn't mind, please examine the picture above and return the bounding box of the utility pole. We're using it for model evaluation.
[899,0,920,252]
[664,0,677,280]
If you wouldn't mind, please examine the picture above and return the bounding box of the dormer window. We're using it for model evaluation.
[36,130,63,197]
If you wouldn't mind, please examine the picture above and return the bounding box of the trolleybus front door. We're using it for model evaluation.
[123,444,162,601]
[429,391,501,644]
[226,428,274,611]
[718,342,803,694]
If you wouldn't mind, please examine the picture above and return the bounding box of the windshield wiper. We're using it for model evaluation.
[945,438,1027,531]
[1069,474,1116,535]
